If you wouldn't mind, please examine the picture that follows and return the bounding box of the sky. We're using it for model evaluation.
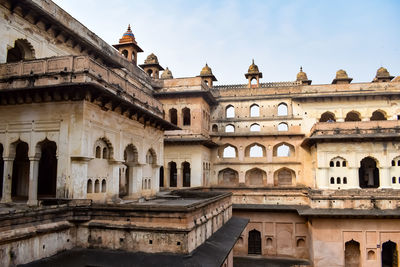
[53,0,400,85]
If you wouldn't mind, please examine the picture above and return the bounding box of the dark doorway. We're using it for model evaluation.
[182,162,190,187]
[345,240,360,267]
[169,109,177,125]
[248,229,261,255]
[169,162,177,187]
[38,141,57,198]
[159,166,164,187]
[0,144,3,198]
[12,142,29,200]
[359,157,379,188]
[382,241,398,267]
[7,45,23,63]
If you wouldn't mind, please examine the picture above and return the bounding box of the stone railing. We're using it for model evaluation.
[213,81,300,90]
[0,56,163,114]
[310,120,400,137]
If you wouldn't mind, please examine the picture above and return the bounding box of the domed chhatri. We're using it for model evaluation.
[374,66,394,82]
[161,67,173,79]
[332,69,352,84]
[121,24,135,43]
[112,24,143,65]
[139,53,164,79]
[296,67,312,85]
[200,63,213,76]
[198,63,217,87]
[248,59,260,74]
[144,53,159,65]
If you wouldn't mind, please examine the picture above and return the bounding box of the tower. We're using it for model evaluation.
[245,59,262,88]
[112,25,143,65]
[198,63,217,87]
[139,53,164,79]
[296,67,312,85]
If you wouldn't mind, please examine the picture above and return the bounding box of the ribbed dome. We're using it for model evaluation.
[161,67,173,79]
[336,69,349,79]
[296,67,308,81]
[200,63,213,76]
[248,59,260,73]
[144,53,159,64]
[376,67,391,77]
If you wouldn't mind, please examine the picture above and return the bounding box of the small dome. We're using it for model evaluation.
[376,67,391,78]
[296,67,308,81]
[200,63,213,76]
[144,53,159,64]
[161,67,173,79]
[248,59,260,73]
[120,25,135,43]
[336,69,349,79]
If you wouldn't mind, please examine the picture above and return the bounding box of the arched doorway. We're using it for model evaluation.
[6,39,35,63]
[182,162,190,187]
[12,142,29,200]
[38,140,57,198]
[248,229,261,255]
[0,144,3,199]
[159,166,164,188]
[359,157,379,188]
[382,241,398,267]
[169,162,177,187]
[345,240,360,267]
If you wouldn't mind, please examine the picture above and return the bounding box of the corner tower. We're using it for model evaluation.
[113,25,143,65]
[140,53,164,79]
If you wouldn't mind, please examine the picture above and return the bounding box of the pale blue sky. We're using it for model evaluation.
[53,0,400,85]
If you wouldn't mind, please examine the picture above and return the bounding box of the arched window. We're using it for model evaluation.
[336,161,340,167]
[319,112,336,122]
[182,107,191,126]
[250,78,257,86]
[343,177,347,184]
[95,146,101,158]
[342,161,347,167]
[245,168,265,186]
[169,108,177,125]
[169,161,177,187]
[146,149,155,164]
[359,157,379,188]
[337,177,341,184]
[250,123,260,132]
[248,230,261,254]
[6,39,35,63]
[277,122,288,131]
[277,103,288,116]
[249,144,263,157]
[370,110,387,121]
[223,145,236,158]
[102,147,108,159]
[212,124,218,132]
[276,144,290,157]
[95,180,100,193]
[101,179,106,192]
[225,124,235,133]
[182,162,191,187]
[147,69,153,76]
[392,177,396,184]
[226,105,235,118]
[250,104,260,117]
[274,168,294,186]
[121,50,128,58]
[330,177,335,184]
[345,111,361,122]
[330,161,334,167]
[218,168,239,186]
[87,179,93,193]
[297,238,306,247]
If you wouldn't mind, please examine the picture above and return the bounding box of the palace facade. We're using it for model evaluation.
[0,0,400,266]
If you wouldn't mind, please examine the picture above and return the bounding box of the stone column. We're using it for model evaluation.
[177,167,182,188]
[129,164,143,198]
[1,157,14,203]
[152,166,160,194]
[27,157,40,206]
[380,167,391,188]
[70,157,90,199]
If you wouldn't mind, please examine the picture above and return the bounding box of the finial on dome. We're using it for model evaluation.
[300,66,303,72]
[127,24,131,31]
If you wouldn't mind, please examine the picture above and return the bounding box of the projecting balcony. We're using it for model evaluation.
[303,120,400,145]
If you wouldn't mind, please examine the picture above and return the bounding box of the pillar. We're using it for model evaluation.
[177,167,182,188]
[1,158,14,203]
[380,167,391,188]
[27,157,40,206]
[70,158,90,199]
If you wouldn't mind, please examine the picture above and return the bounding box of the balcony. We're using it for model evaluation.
[303,120,400,145]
